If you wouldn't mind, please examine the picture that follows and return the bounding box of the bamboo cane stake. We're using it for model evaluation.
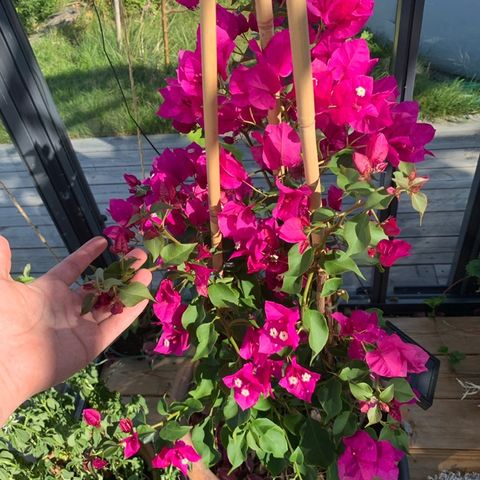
[286,0,321,210]
[200,0,223,270]
[255,0,281,125]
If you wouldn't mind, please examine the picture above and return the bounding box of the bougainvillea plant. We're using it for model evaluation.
[82,0,436,478]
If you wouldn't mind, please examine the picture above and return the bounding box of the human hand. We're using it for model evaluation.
[0,236,152,426]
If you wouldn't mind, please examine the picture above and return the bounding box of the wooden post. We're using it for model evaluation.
[255,0,280,125]
[200,0,222,270]
[113,0,123,47]
[161,0,170,66]
[286,0,320,210]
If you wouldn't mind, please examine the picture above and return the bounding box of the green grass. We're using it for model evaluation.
[0,7,199,143]
[365,30,480,120]
[1,12,480,145]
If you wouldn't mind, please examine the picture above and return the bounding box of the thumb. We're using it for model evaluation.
[0,236,12,278]
[97,268,153,350]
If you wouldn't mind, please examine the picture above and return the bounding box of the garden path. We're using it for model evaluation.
[0,119,479,297]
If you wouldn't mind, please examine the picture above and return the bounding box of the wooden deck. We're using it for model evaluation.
[102,317,480,479]
[0,120,479,295]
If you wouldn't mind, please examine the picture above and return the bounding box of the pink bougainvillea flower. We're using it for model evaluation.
[175,0,199,9]
[223,363,267,410]
[104,225,134,255]
[279,217,308,246]
[216,4,249,41]
[121,432,141,459]
[82,408,101,427]
[219,148,250,191]
[366,333,429,378]
[154,326,190,356]
[260,123,303,170]
[152,440,201,476]
[273,180,311,223]
[239,327,261,361]
[153,279,182,325]
[176,50,202,98]
[91,458,108,470]
[152,147,196,185]
[332,310,382,344]
[376,239,412,267]
[119,418,134,434]
[258,301,300,355]
[327,39,377,81]
[230,62,282,111]
[381,217,401,237]
[353,133,389,180]
[327,184,343,211]
[308,0,374,39]
[108,199,136,227]
[279,357,321,403]
[338,430,404,480]
[185,263,212,297]
[262,29,293,78]
[384,101,436,166]
[218,201,257,243]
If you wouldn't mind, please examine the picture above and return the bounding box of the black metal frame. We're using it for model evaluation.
[0,0,114,266]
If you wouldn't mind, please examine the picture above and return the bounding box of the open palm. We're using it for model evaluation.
[0,236,152,425]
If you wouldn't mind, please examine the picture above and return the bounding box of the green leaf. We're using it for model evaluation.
[287,244,314,277]
[223,395,239,420]
[321,277,342,297]
[160,242,197,265]
[303,309,329,361]
[332,411,357,437]
[349,382,374,401]
[389,378,415,403]
[339,365,368,382]
[299,418,335,467]
[182,301,205,329]
[379,424,410,452]
[324,251,365,279]
[227,429,247,471]
[193,322,219,361]
[159,421,191,442]
[251,418,288,459]
[281,274,302,294]
[343,214,371,256]
[379,384,395,403]
[118,282,154,307]
[157,398,168,416]
[81,293,96,315]
[191,418,221,467]
[316,379,343,422]
[289,446,304,465]
[312,207,335,223]
[411,191,428,222]
[466,258,480,279]
[208,283,240,308]
[187,128,205,147]
[365,190,393,210]
[144,237,164,262]
[366,406,382,427]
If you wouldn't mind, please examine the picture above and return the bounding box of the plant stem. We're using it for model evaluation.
[302,271,315,309]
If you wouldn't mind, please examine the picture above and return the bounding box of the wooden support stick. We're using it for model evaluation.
[200,0,223,270]
[286,0,321,210]
[255,0,281,125]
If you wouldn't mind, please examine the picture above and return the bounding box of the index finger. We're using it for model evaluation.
[44,237,108,285]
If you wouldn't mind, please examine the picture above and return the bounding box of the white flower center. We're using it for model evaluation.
[241,388,250,397]
[269,328,278,338]
[355,86,366,97]
[164,339,170,347]
[279,331,289,341]
[301,373,312,383]
[181,458,190,465]
[235,242,241,250]
[288,376,299,386]
[234,378,243,388]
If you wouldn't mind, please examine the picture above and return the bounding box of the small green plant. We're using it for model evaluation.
[0,365,149,479]
[13,0,63,33]
[438,346,466,372]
